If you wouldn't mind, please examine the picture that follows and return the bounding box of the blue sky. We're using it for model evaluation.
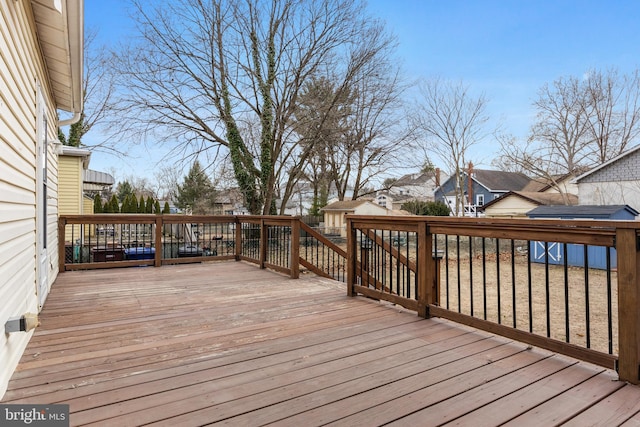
[83,0,640,181]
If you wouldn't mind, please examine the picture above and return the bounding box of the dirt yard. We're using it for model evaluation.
[438,252,617,355]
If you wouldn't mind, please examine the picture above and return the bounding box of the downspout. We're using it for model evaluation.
[58,112,82,127]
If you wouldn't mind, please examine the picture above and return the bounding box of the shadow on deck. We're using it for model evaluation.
[3,262,640,426]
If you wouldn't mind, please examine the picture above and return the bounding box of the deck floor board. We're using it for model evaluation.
[3,261,640,426]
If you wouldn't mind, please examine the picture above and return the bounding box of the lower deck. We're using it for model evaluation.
[3,262,640,426]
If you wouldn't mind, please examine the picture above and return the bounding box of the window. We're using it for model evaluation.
[476,194,484,206]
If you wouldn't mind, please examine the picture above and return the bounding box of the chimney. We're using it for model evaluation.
[435,168,440,187]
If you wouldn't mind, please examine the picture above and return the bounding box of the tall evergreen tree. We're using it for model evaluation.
[93,194,103,213]
[115,180,135,203]
[145,196,154,213]
[175,161,216,214]
[138,195,145,213]
[109,195,120,213]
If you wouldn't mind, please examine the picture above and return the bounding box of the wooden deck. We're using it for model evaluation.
[3,261,640,426]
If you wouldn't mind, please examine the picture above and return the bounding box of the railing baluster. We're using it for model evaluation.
[584,244,591,348]
[544,241,550,338]
[606,246,613,355]
[469,236,473,317]
[527,240,532,333]
[564,243,570,343]
[496,238,501,325]
[483,237,487,321]
[511,239,516,328]
[456,235,461,313]
[445,235,450,310]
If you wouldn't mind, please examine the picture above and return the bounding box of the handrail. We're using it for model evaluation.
[299,222,346,282]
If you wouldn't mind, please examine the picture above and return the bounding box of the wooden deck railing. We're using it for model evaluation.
[58,213,640,384]
[347,215,640,385]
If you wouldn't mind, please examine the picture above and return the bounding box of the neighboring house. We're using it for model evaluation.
[482,174,580,218]
[281,181,315,216]
[574,145,640,212]
[482,191,578,218]
[321,200,388,237]
[391,171,439,200]
[0,0,83,398]
[59,146,92,216]
[434,169,531,216]
[59,147,92,250]
[376,171,442,210]
[520,173,579,196]
[375,192,415,211]
[214,188,249,215]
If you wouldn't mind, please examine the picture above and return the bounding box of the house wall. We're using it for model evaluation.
[435,175,497,214]
[323,211,347,236]
[577,150,640,212]
[543,179,578,196]
[83,196,94,215]
[578,181,640,212]
[323,203,388,237]
[356,203,388,216]
[59,155,84,215]
[580,149,640,183]
[483,197,537,218]
[0,1,60,397]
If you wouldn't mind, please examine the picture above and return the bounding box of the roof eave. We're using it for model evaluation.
[32,0,84,114]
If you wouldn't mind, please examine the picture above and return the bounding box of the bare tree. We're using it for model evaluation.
[109,0,396,214]
[59,28,116,149]
[412,78,491,215]
[583,68,640,162]
[493,133,574,204]
[288,76,350,213]
[497,69,640,202]
[528,76,594,174]
[330,65,410,201]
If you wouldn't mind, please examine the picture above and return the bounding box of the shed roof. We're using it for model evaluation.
[321,200,370,211]
[527,205,639,218]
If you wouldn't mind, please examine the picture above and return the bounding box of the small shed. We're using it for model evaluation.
[527,205,639,270]
[321,200,388,237]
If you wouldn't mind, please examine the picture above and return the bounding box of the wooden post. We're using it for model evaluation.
[290,218,300,279]
[234,217,242,261]
[617,228,640,384]
[154,216,163,267]
[260,219,267,269]
[417,221,433,318]
[347,217,356,297]
[58,217,66,272]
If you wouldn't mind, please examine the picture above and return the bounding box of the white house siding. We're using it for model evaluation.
[578,181,640,212]
[543,179,578,196]
[0,1,60,397]
[483,197,537,218]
